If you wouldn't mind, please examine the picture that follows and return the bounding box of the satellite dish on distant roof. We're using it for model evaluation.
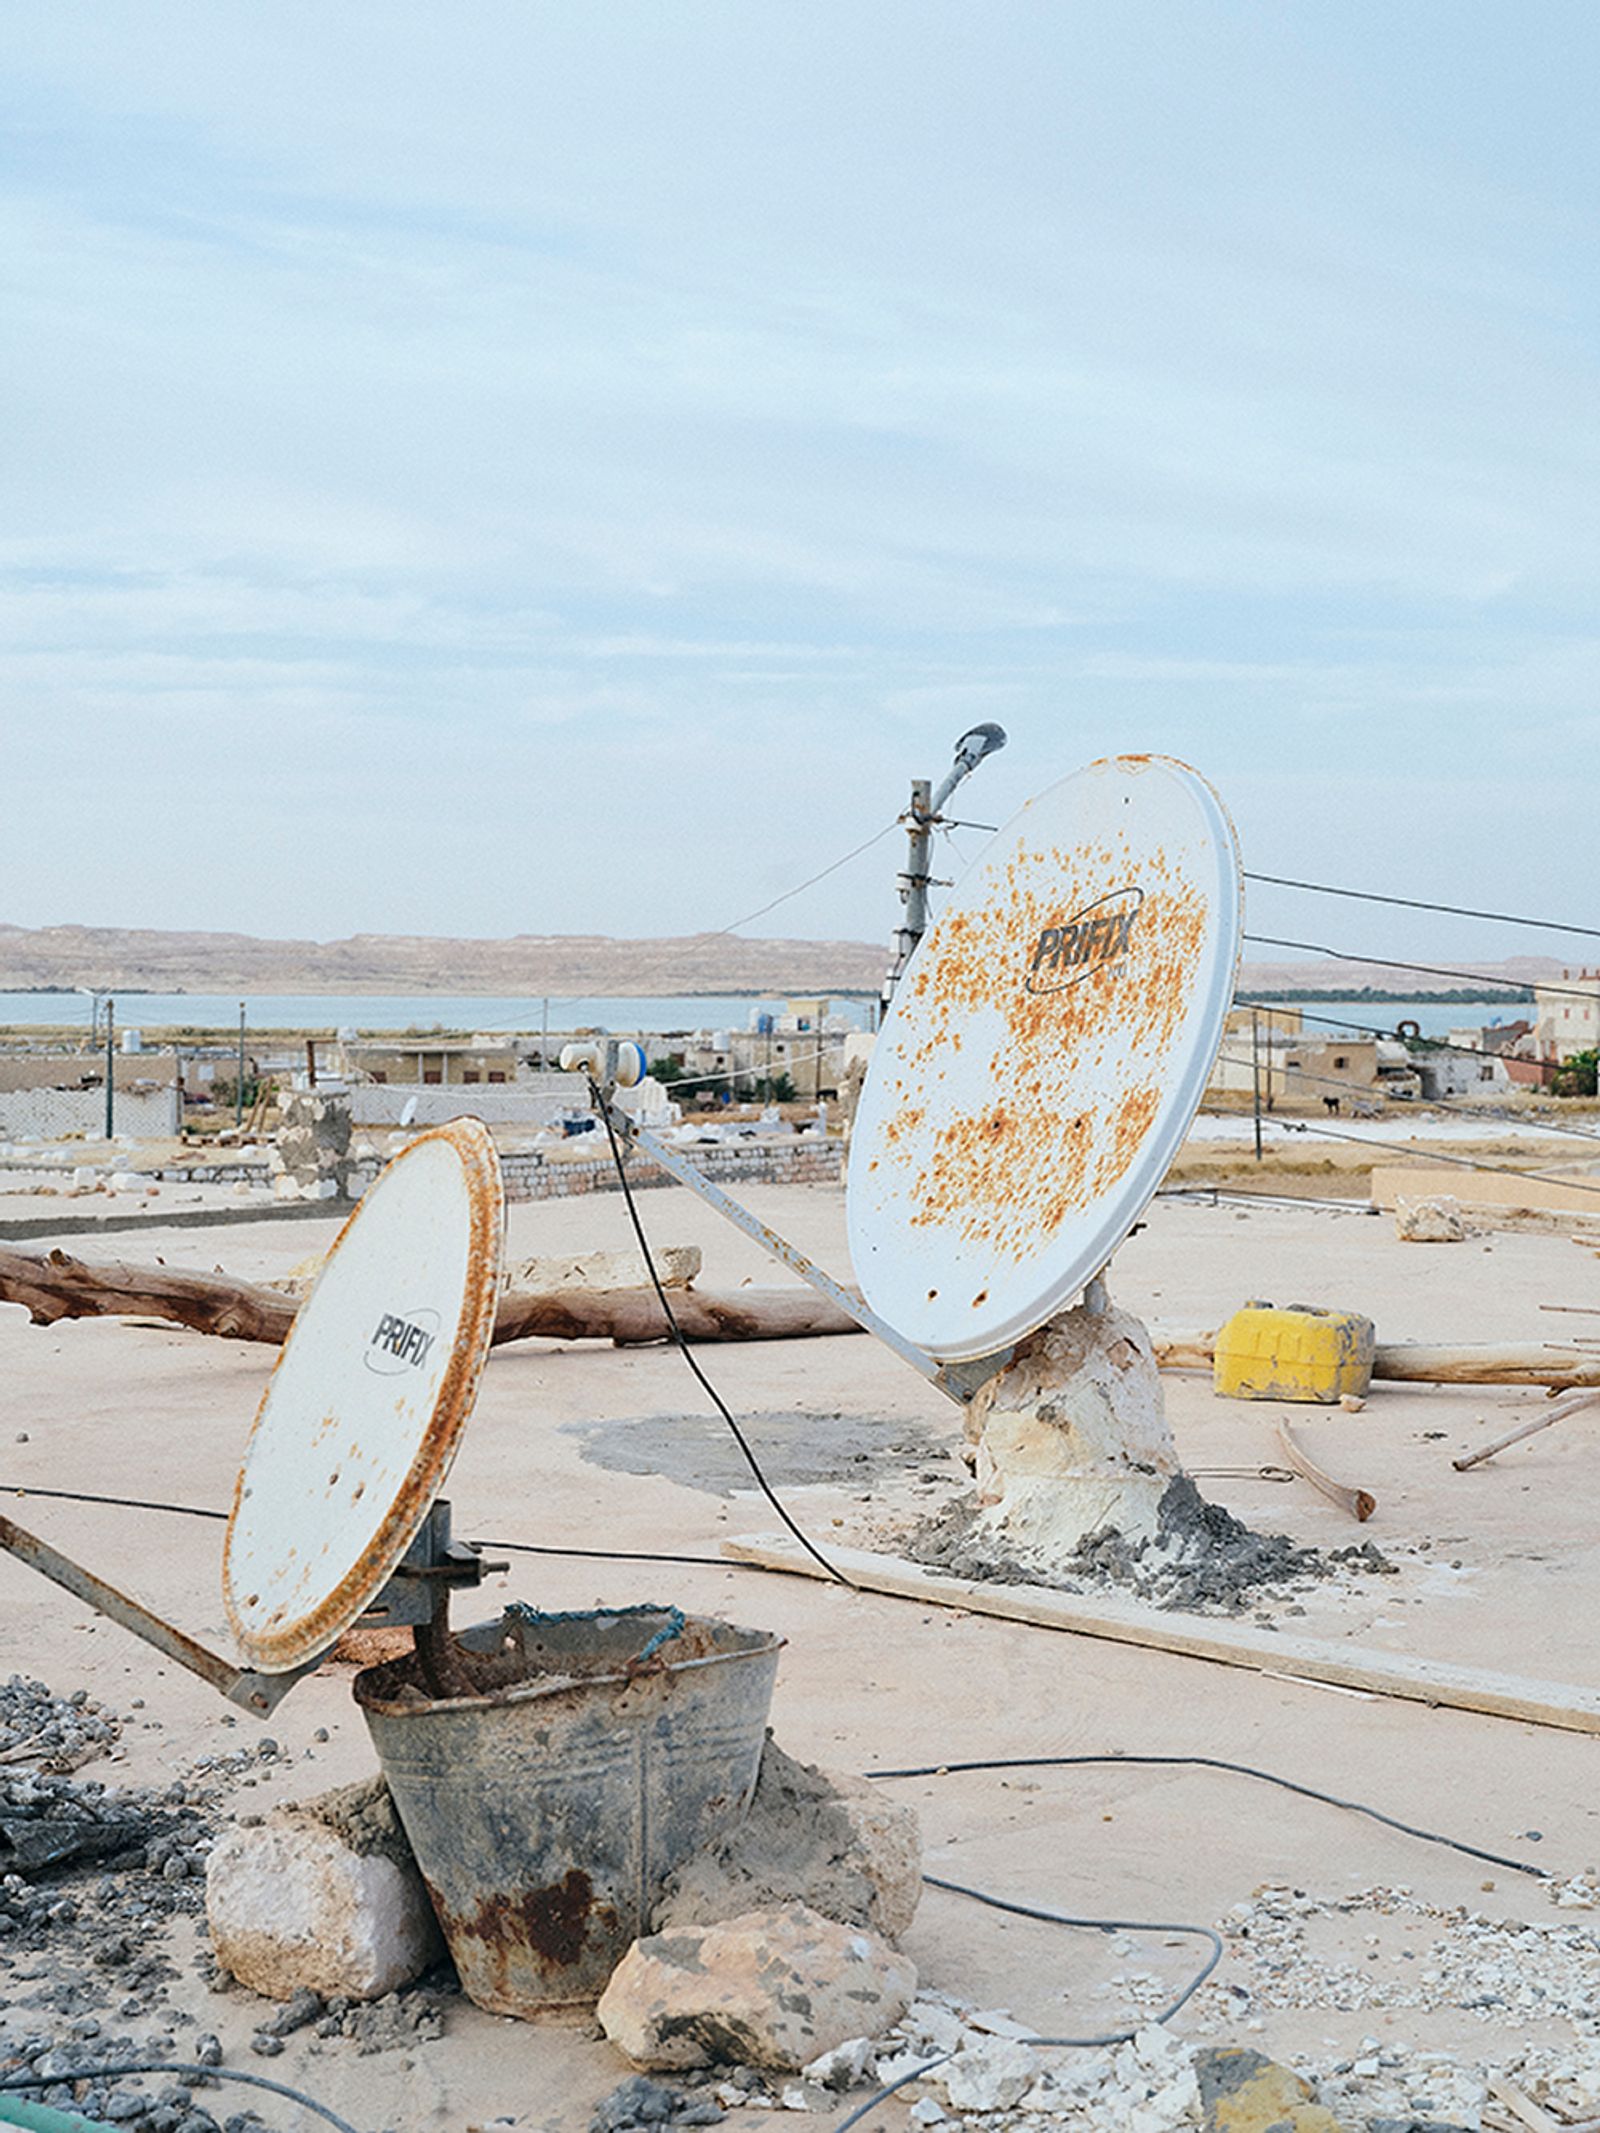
[848,755,1241,1363]
[223,1118,504,1672]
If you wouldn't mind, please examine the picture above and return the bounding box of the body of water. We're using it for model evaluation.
[0,990,1525,1042]
[0,991,879,1036]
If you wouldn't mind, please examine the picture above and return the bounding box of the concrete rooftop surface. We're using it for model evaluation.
[2,1178,1598,2129]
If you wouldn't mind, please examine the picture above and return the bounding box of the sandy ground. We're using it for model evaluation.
[3,1178,1600,2129]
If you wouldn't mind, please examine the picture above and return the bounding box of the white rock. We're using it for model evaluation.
[935,2036,1038,2113]
[904,2000,966,2053]
[599,1902,915,2074]
[206,1778,442,2001]
[968,2006,1041,2040]
[908,2099,947,2126]
[1395,1195,1468,1242]
[875,2048,938,2089]
[802,2036,876,2089]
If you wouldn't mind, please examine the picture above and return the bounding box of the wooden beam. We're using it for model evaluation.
[1274,1420,1375,1522]
[1153,1326,1600,1390]
[723,1531,1600,1738]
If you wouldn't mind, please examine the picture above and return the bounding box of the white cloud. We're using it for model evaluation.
[0,3,1596,951]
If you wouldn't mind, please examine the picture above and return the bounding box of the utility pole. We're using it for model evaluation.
[1251,1007,1263,1161]
[880,725,1007,1018]
[541,996,549,1072]
[104,999,115,1143]
[236,1002,247,1131]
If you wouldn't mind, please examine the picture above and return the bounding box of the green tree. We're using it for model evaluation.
[1553,1049,1598,1097]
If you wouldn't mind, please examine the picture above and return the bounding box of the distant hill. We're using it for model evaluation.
[0,922,893,996]
[0,921,1562,1001]
[1234,951,1558,999]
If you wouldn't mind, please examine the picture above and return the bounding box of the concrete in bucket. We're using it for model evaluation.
[355,1605,783,2013]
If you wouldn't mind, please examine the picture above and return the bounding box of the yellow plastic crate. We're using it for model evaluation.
[1212,1299,1375,1405]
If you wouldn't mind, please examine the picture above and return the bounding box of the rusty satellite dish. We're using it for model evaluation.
[224,1117,504,1672]
[0,1118,506,1713]
[847,754,1241,1363]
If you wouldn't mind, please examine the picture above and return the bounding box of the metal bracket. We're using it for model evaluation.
[596,1092,1020,1408]
[0,1496,499,1717]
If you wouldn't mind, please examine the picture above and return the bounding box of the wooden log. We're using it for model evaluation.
[492,1284,860,1346]
[0,1244,861,1349]
[1153,1326,1600,1390]
[724,1530,1600,1738]
[0,1245,296,1343]
[1373,1342,1600,1389]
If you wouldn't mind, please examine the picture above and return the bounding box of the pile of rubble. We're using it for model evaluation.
[1196,1878,1600,2029]
[911,1478,1398,1613]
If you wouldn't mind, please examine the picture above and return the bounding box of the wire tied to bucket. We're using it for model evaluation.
[504,1599,687,1667]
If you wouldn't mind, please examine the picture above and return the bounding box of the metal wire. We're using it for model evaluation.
[1245,935,1598,1008]
[1209,1046,1600,1147]
[590,1081,853,1586]
[1225,1112,1600,1201]
[1234,996,1562,1080]
[865,1753,1552,1878]
[1245,872,1600,944]
[0,2059,363,2132]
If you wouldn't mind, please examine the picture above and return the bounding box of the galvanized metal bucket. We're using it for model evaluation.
[354,1605,783,2014]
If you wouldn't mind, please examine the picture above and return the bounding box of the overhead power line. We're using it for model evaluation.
[1203,1109,1600,1203]
[1246,872,1600,944]
[1210,1048,1600,1148]
[1244,935,1600,1008]
[1234,998,1566,1086]
[707,817,901,938]
[467,817,901,1036]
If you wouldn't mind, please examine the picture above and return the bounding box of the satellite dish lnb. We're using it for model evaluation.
[848,755,1241,1363]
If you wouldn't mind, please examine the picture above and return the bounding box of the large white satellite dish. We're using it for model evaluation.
[224,1117,504,1671]
[847,755,1241,1363]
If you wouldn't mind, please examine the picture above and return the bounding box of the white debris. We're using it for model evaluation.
[934,2036,1038,2113]
[1395,1194,1468,1241]
[801,2036,876,2089]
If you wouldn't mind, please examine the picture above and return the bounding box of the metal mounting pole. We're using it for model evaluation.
[879,726,1006,1018]
[235,1001,247,1131]
[596,1092,1009,1405]
[104,999,115,1142]
[0,1513,310,1715]
[1251,1006,1263,1161]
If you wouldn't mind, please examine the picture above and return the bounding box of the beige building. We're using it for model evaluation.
[1533,970,1600,1064]
[333,1038,521,1087]
[1206,1020,1420,1111]
[1207,1006,1302,1105]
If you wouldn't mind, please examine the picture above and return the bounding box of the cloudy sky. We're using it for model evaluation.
[4,3,1596,966]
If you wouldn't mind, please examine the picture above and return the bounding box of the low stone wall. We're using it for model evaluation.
[346,1076,583,1130]
[499,1137,842,1202]
[126,1131,842,1202]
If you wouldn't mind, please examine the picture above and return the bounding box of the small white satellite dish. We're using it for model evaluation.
[223,1118,504,1672]
[848,755,1241,1363]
